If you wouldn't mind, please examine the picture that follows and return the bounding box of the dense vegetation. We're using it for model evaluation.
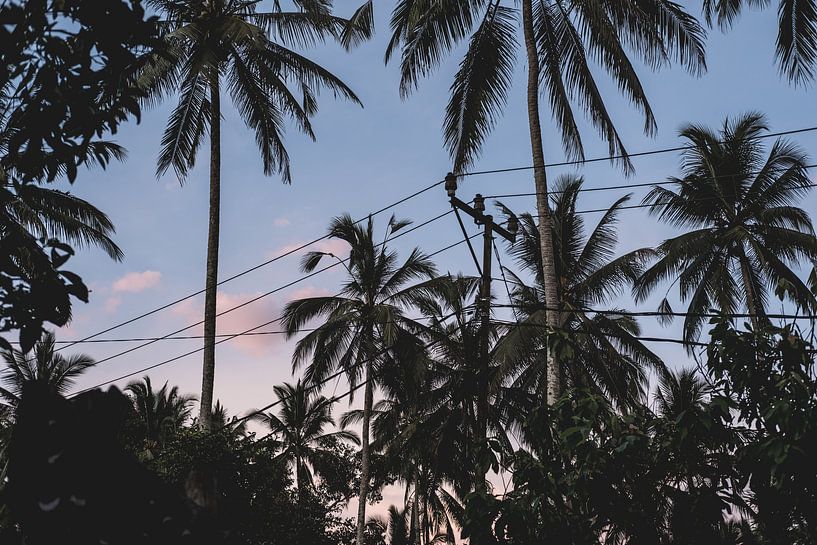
[2,0,817,544]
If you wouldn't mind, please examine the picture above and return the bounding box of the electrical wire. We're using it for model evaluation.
[224,307,471,432]
[490,304,816,321]
[457,125,817,178]
[481,169,817,200]
[70,230,482,393]
[55,209,455,371]
[47,181,449,355]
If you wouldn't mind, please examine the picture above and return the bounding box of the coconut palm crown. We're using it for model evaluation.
[634,113,817,343]
[281,213,437,545]
[497,175,663,408]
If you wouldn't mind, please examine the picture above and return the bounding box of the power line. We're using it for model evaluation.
[483,169,817,200]
[57,209,455,370]
[70,231,482,393]
[225,307,471,432]
[490,304,816,321]
[49,181,450,355]
[457,124,817,178]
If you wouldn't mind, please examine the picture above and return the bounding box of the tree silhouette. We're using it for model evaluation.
[139,0,369,427]
[634,113,817,343]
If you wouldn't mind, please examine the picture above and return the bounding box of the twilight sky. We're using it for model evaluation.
[32,0,817,511]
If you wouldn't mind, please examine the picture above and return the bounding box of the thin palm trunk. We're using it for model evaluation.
[199,72,221,429]
[356,359,374,545]
[412,469,421,545]
[737,246,761,331]
[522,0,561,404]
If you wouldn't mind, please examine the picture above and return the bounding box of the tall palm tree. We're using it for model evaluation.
[496,175,663,409]
[281,214,436,545]
[0,331,95,408]
[633,113,817,344]
[386,0,707,404]
[139,0,370,427]
[125,376,196,456]
[251,380,359,496]
[699,0,817,84]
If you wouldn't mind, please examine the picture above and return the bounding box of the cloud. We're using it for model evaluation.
[274,217,291,227]
[104,296,122,314]
[112,270,162,293]
[169,286,330,357]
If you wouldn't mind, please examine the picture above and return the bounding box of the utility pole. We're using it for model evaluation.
[445,173,517,489]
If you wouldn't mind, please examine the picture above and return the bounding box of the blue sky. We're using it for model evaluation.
[44,0,817,488]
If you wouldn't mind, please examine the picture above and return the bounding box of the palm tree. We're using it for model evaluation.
[251,380,359,497]
[386,0,707,404]
[496,175,663,409]
[281,214,436,545]
[341,339,465,544]
[699,0,817,85]
[212,400,247,437]
[0,120,124,350]
[407,274,512,496]
[369,506,412,545]
[0,331,95,408]
[654,367,709,421]
[633,113,817,344]
[139,0,370,427]
[125,376,196,456]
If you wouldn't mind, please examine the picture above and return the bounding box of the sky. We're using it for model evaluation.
[27,0,817,517]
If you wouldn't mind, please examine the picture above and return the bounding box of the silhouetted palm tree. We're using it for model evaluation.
[0,331,95,407]
[139,0,369,427]
[634,113,817,343]
[125,376,196,456]
[700,0,817,84]
[496,176,662,409]
[369,506,412,545]
[212,400,247,437]
[251,380,359,496]
[281,214,436,544]
[386,0,707,404]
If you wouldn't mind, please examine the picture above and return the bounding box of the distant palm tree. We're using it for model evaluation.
[251,380,359,496]
[497,175,662,409]
[634,113,817,343]
[139,0,369,427]
[0,331,95,407]
[281,214,436,544]
[654,368,709,421]
[410,274,509,496]
[369,506,412,545]
[341,341,464,544]
[125,376,196,456]
[386,0,707,404]
[212,400,247,437]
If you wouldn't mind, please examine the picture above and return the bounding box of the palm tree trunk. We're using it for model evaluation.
[199,71,221,429]
[521,0,561,404]
[737,247,761,331]
[356,359,375,545]
[412,468,421,545]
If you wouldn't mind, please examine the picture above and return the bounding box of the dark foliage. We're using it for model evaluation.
[0,0,160,351]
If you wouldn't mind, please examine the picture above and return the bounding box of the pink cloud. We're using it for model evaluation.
[104,296,122,314]
[169,285,334,358]
[274,217,291,227]
[112,270,162,293]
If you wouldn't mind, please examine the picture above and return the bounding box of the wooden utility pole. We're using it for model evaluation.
[445,173,518,490]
